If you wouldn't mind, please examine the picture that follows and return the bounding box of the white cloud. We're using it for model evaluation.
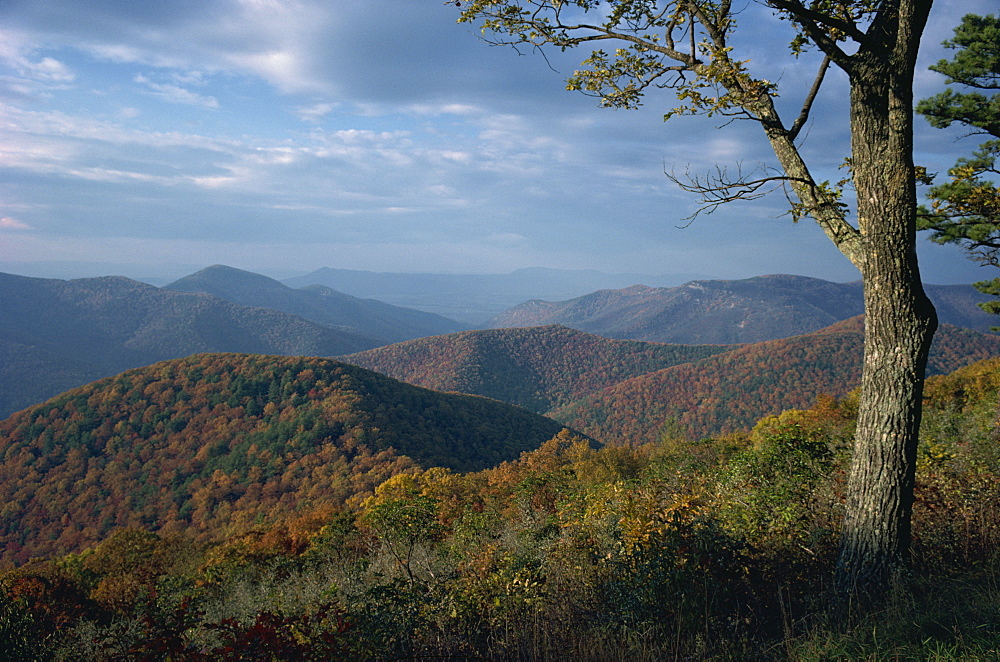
[133,73,219,108]
[0,0,994,283]
[434,150,472,163]
[408,103,483,117]
[169,70,207,85]
[0,216,32,230]
[295,102,337,122]
[87,43,151,65]
[26,56,74,82]
[0,30,75,103]
[0,30,73,83]
[233,49,312,92]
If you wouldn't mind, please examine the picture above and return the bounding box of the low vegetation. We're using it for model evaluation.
[3,358,999,659]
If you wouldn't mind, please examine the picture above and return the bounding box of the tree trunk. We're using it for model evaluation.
[837,236,936,596]
[834,1,937,596]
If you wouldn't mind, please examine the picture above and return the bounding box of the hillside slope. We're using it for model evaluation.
[0,272,380,418]
[341,325,735,413]
[166,265,467,343]
[485,275,995,342]
[553,318,1000,443]
[0,353,569,563]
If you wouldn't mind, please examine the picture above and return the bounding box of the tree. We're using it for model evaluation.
[916,14,1000,314]
[455,0,938,597]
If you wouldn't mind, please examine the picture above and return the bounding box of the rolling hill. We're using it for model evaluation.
[485,274,996,342]
[165,265,467,343]
[341,325,735,414]
[344,318,1000,443]
[0,272,384,419]
[0,353,569,564]
[553,318,1000,443]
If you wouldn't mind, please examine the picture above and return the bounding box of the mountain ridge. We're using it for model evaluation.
[342,317,1000,443]
[341,325,735,414]
[485,274,995,342]
[554,318,1000,443]
[282,266,707,324]
[4,268,996,420]
[166,264,467,343]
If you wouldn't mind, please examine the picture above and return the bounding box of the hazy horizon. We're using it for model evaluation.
[0,259,983,291]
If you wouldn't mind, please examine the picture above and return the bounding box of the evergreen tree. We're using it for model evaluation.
[917,14,1000,314]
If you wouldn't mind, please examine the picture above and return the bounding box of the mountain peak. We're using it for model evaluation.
[168,264,289,291]
[166,265,466,346]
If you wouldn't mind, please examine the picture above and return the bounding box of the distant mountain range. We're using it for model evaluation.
[166,265,467,343]
[0,353,569,563]
[282,266,707,324]
[484,274,996,342]
[2,266,997,420]
[0,269,464,418]
[3,266,999,563]
[342,318,1000,442]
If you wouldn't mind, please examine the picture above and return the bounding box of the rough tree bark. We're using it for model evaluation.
[835,2,937,593]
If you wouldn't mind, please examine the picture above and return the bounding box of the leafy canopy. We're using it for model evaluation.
[457,0,839,117]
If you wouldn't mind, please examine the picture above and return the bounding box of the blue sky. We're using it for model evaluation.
[0,0,993,285]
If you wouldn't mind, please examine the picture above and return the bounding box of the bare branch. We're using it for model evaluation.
[788,55,831,141]
[665,161,806,222]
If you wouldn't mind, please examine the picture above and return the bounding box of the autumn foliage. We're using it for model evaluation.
[556,317,1000,442]
[2,356,999,659]
[0,353,566,564]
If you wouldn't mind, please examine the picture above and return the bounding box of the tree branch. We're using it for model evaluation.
[665,162,805,221]
[788,55,831,141]
[766,0,869,45]
[555,22,701,66]
[765,0,856,69]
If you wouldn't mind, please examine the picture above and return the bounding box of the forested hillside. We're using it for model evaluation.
[0,273,381,419]
[341,325,734,413]
[0,353,568,564]
[554,318,1000,442]
[343,318,1000,443]
[3,357,998,660]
